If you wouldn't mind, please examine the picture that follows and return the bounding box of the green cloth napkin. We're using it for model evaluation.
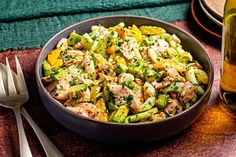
[0,0,191,50]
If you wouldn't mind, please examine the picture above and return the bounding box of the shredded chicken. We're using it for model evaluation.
[180,81,197,103]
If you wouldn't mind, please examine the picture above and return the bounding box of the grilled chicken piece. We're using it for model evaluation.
[165,68,186,82]
[180,81,197,103]
[66,103,98,119]
[164,99,183,116]
[55,74,72,100]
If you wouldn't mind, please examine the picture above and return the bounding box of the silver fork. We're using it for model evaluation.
[0,57,64,157]
[0,57,32,157]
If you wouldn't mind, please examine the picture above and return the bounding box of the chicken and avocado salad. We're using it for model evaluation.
[42,22,208,123]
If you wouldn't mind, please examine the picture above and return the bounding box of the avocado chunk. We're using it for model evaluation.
[81,33,94,50]
[69,84,88,100]
[67,31,81,46]
[50,68,67,81]
[128,60,144,78]
[42,60,51,77]
[94,39,107,58]
[125,107,158,123]
[115,64,128,74]
[144,69,163,82]
[112,105,129,123]
[155,94,169,108]
[161,82,184,93]
[141,97,156,112]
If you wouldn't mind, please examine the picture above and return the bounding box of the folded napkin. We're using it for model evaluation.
[0,0,191,50]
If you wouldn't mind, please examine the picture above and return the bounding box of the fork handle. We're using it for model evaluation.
[13,108,33,157]
[21,107,64,157]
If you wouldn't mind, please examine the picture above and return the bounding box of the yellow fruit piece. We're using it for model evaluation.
[47,48,61,66]
[153,59,187,72]
[52,59,63,68]
[114,56,126,65]
[106,45,116,56]
[116,28,126,39]
[90,86,101,103]
[96,98,106,112]
[97,111,108,122]
[139,26,166,35]
[130,24,143,42]
[195,69,208,84]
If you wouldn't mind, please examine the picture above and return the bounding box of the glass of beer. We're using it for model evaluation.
[220,0,236,111]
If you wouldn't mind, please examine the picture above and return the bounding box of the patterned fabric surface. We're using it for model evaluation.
[0,0,191,50]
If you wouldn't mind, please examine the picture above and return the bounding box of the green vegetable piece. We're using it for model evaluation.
[125,108,158,123]
[166,47,178,58]
[42,60,51,77]
[155,94,169,108]
[91,52,106,67]
[141,38,149,46]
[81,33,94,50]
[108,102,118,111]
[185,102,193,109]
[186,67,198,84]
[94,39,107,58]
[69,84,88,100]
[50,68,66,81]
[180,52,193,63]
[161,82,184,93]
[109,111,117,122]
[103,84,110,101]
[161,33,171,40]
[141,97,156,112]
[112,105,130,123]
[115,64,128,74]
[67,31,81,46]
[90,39,100,52]
[144,69,162,82]
[70,84,88,91]
[194,68,208,84]
[104,84,118,111]
[128,60,144,78]
[195,85,205,96]
[176,46,185,55]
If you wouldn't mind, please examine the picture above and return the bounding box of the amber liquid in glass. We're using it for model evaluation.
[220,8,236,111]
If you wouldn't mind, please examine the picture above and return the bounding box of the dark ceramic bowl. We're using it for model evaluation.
[36,15,214,144]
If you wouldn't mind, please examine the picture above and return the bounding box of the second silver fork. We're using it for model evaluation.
[0,57,32,157]
[0,57,64,157]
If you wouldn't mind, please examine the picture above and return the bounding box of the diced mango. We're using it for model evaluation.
[91,86,101,103]
[116,28,126,39]
[114,56,126,65]
[95,98,107,112]
[130,25,143,42]
[139,26,166,35]
[52,59,63,68]
[97,111,108,122]
[153,59,187,72]
[106,45,116,56]
[47,48,61,66]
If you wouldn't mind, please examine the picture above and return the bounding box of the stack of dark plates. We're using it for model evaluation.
[191,0,225,39]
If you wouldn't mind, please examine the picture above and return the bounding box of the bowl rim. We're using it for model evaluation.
[36,15,214,126]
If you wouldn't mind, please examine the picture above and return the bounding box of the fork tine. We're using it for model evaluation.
[6,57,17,96]
[0,67,6,97]
[15,56,28,94]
